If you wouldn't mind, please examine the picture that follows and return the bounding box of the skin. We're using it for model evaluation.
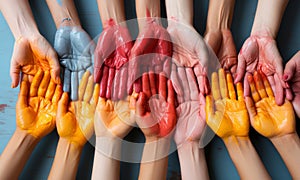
[204,0,237,74]
[283,51,300,117]
[0,70,62,179]
[235,0,289,106]
[0,0,60,87]
[49,71,99,179]
[246,71,300,178]
[94,0,133,100]
[206,69,271,179]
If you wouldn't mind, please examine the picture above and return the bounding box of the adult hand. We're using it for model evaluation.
[94,22,133,100]
[129,19,172,93]
[11,35,60,88]
[245,71,295,138]
[235,33,286,105]
[206,69,249,139]
[54,26,95,100]
[56,71,99,147]
[16,70,62,139]
[283,51,300,117]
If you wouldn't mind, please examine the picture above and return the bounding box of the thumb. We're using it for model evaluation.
[234,53,246,84]
[10,58,21,88]
[245,96,256,124]
[283,58,297,82]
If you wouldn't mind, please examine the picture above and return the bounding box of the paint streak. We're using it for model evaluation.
[0,104,7,112]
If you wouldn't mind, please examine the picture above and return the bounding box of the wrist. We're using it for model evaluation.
[59,138,84,152]
[15,128,41,144]
[165,0,193,26]
[270,132,299,146]
[142,137,171,163]
[95,136,122,159]
[97,0,126,28]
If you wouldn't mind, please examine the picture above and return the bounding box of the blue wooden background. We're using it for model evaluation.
[0,0,299,179]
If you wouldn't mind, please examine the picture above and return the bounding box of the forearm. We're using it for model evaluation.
[46,0,81,28]
[206,0,235,31]
[48,138,83,180]
[0,0,40,40]
[97,0,126,27]
[177,141,209,180]
[251,0,288,38]
[138,137,170,180]
[165,0,193,26]
[271,133,300,178]
[92,137,121,180]
[0,128,39,179]
[223,136,271,180]
[135,0,161,29]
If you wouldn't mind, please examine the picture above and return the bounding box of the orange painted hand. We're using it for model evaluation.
[245,71,295,138]
[134,73,176,140]
[94,96,135,139]
[16,70,62,139]
[56,71,100,147]
[206,69,249,139]
[11,35,60,88]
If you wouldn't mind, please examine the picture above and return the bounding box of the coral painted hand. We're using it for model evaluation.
[167,21,219,95]
[235,34,285,105]
[129,19,172,93]
[10,35,60,88]
[246,71,295,138]
[54,26,95,100]
[134,73,176,139]
[206,69,249,139]
[94,20,133,100]
[94,96,134,138]
[205,29,237,74]
[16,70,62,139]
[283,51,300,118]
[172,67,206,145]
[56,71,100,147]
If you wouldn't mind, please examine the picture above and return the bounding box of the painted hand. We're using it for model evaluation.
[16,70,62,139]
[10,35,60,88]
[206,69,249,139]
[283,51,300,117]
[94,21,133,100]
[56,71,100,147]
[245,71,295,138]
[54,26,95,100]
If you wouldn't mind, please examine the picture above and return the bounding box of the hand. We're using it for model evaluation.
[54,26,95,100]
[16,70,62,139]
[235,33,286,105]
[245,71,295,138]
[94,96,134,138]
[56,71,99,147]
[167,21,219,95]
[283,51,300,117]
[134,73,176,140]
[94,21,133,100]
[172,66,206,146]
[206,69,249,139]
[10,35,60,88]
[129,19,172,93]
[205,29,237,74]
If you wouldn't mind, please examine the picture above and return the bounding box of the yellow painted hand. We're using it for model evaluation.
[56,71,100,147]
[16,70,62,139]
[246,71,295,138]
[206,69,249,139]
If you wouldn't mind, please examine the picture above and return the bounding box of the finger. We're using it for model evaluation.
[47,48,61,84]
[18,77,29,108]
[167,80,175,106]
[235,46,247,84]
[94,66,103,83]
[178,67,190,101]
[218,69,228,99]
[159,73,167,101]
[186,68,199,101]
[260,71,274,97]
[119,67,127,100]
[274,73,284,105]
[226,73,236,100]
[285,88,293,101]
[247,74,261,102]
[243,72,251,97]
[245,96,257,122]
[52,85,63,104]
[90,84,100,105]
[170,64,184,104]
[57,92,69,118]
[30,69,44,97]
[236,82,244,101]
[38,71,51,97]
[136,92,147,116]
[106,68,115,99]
[283,56,297,82]
[84,76,94,102]
[63,69,71,93]
[45,81,56,100]
[149,71,157,95]
[112,69,121,101]
[71,71,79,100]
[212,72,221,101]
[205,95,214,121]
[253,71,267,98]
[10,59,21,88]
[100,66,109,98]
[78,70,85,83]
[78,71,90,101]
[142,73,151,98]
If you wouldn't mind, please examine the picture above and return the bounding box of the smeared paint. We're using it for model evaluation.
[0,104,7,112]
